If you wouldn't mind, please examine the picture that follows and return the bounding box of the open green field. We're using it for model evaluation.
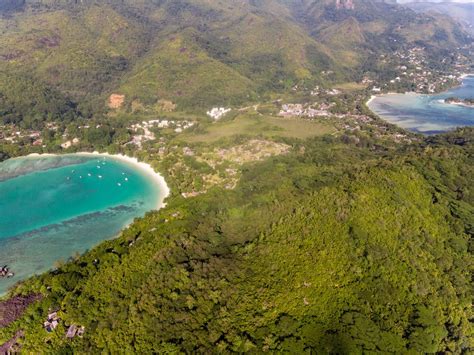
[180,113,335,143]
[333,82,368,91]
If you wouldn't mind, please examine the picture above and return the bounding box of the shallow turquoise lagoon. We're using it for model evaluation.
[368,75,474,134]
[0,154,165,295]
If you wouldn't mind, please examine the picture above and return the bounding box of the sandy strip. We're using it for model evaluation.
[444,101,474,108]
[27,152,170,210]
[25,153,56,157]
[366,95,377,106]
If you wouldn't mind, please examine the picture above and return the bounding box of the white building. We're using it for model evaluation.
[207,107,231,120]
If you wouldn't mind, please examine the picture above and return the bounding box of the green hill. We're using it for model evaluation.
[1,129,472,352]
[283,0,470,69]
[0,0,470,118]
[116,31,258,110]
[0,71,78,128]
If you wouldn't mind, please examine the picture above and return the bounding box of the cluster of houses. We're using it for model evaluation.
[379,46,467,94]
[0,126,44,146]
[43,311,85,339]
[0,116,199,151]
[60,138,80,149]
[345,114,373,124]
[310,87,342,96]
[66,324,85,339]
[279,103,335,118]
[43,312,60,333]
[326,89,342,96]
[127,119,196,148]
[278,101,404,142]
[0,122,62,146]
[207,107,231,120]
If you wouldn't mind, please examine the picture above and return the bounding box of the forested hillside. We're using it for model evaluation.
[0,128,473,352]
[0,72,79,127]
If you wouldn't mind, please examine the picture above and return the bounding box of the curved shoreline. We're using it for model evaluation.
[0,153,169,296]
[26,152,170,210]
[365,74,474,134]
[366,74,474,107]
[443,99,474,108]
[366,95,376,106]
[76,152,169,210]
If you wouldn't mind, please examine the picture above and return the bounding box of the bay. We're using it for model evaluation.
[368,75,474,134]
[0,154,166,295]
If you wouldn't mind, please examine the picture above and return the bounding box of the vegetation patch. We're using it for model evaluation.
[182,113,335,143]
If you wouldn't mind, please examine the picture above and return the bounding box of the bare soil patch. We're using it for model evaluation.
[108,94,125,109]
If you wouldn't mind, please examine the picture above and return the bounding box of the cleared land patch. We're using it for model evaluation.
[333,82,368,91]
[181,114,335,143]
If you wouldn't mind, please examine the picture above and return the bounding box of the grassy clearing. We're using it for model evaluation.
[333,82,368,91]
[180,113,335,143]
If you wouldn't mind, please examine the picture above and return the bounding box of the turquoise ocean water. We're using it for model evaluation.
[0,154,164,295]
[368,75,474,134]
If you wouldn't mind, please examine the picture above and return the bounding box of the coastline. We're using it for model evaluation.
[366,92,408,107]
[364,74,473,134]
[366,73,474,107]
[0,152,169,296]
[444,101,474,109]
[27,152,170,210]
[366,95,376,106]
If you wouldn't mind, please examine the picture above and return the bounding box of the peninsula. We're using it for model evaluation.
[445,97,474,108]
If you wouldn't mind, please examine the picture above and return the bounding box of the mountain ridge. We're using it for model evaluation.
[0,0,470,119]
